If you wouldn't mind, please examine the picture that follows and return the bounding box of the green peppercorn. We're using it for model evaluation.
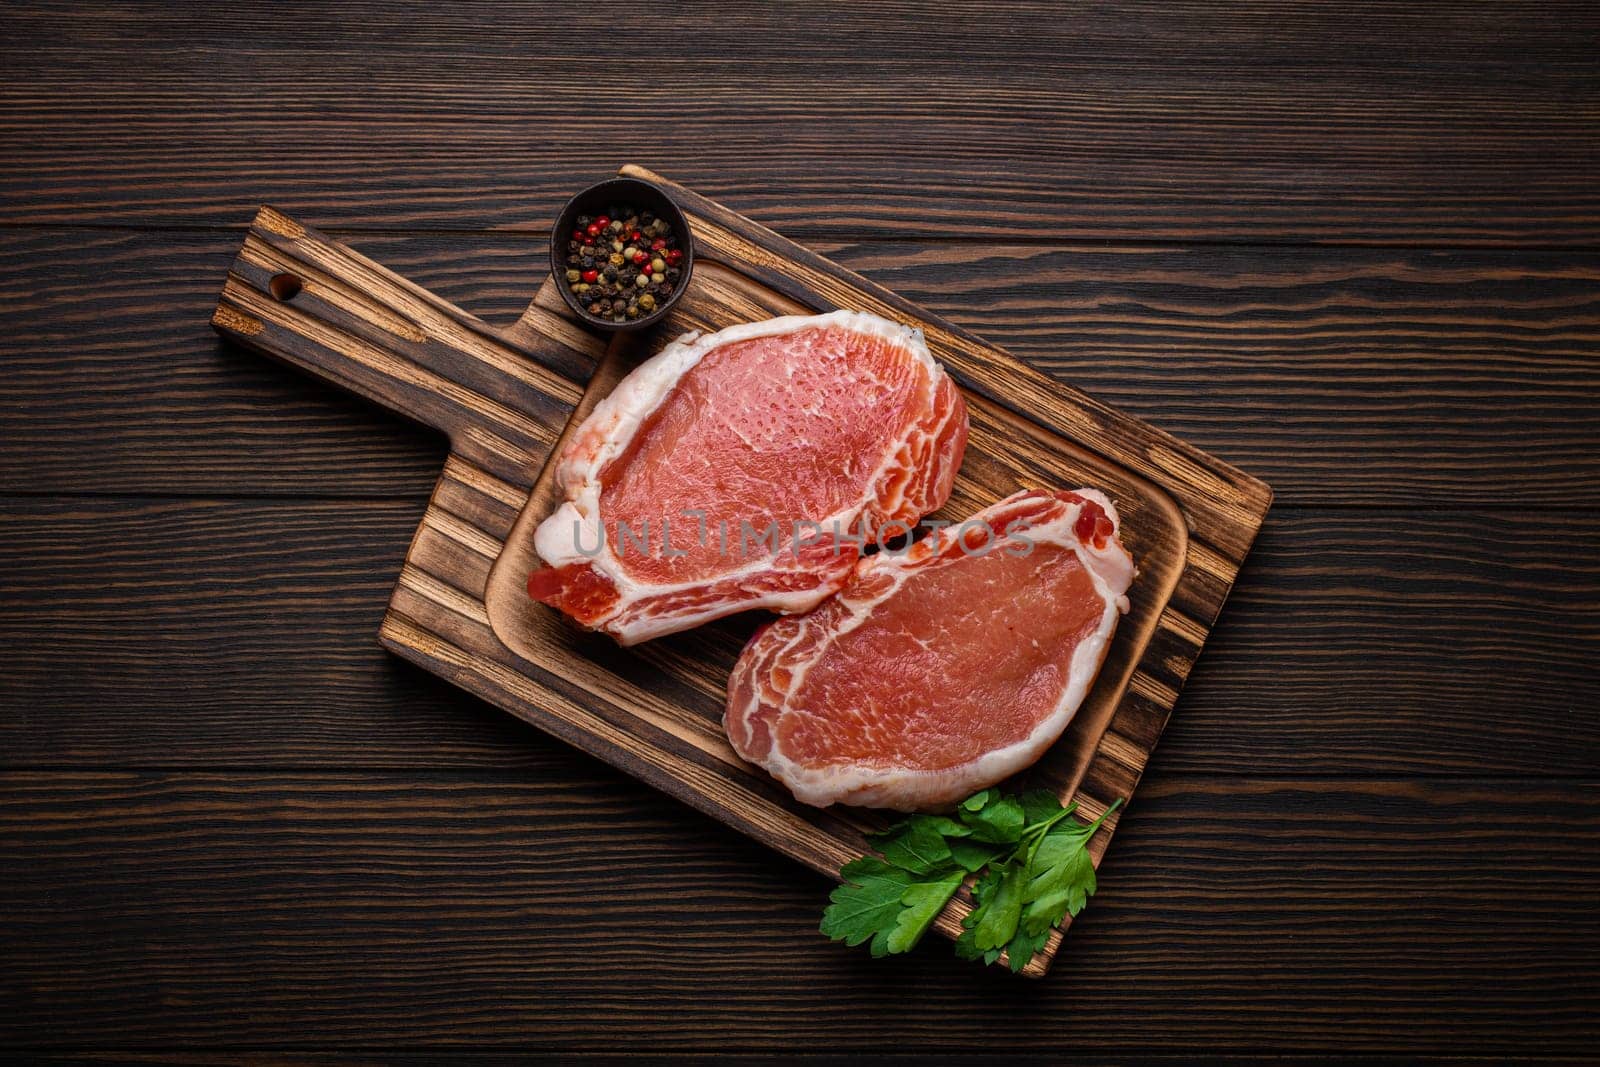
[609,253,624,267]
[639,293,656,311]
[651,257,666,273]
[566,269,580,283]
[634,274,649,287]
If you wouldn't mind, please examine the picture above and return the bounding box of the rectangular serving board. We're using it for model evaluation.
[212,164,1272,976]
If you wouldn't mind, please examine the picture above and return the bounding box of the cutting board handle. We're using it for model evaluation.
[211,206,598,487]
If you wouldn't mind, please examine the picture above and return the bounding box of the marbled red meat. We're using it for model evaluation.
[725,488,1134,811]
[529,311,968,644]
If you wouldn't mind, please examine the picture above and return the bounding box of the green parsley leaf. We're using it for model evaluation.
[954,858,1005,959]
[886,870,965,954]
[1021,838,1096,936]
[873,815,956,874]
[952,927,983,960]
[1003,924,1051,973]
[820,857,916,957]
[1018,800,1121,940]
[960,793,1027,844]
[871,813,969,847]
[1019,789,1066,825]
[822,789,1123,970]
[966,859,1029,951]
[947,837,1005,873]
[962,789,1000,813]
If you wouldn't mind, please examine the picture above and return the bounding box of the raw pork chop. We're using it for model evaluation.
[725,488,1134,811]
[529,310,968,645]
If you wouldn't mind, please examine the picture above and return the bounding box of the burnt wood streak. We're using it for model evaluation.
[209,166,1271,976]
[2,772,1596,1051]
[3,2,1598,246]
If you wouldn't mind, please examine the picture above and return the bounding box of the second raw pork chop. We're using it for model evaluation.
[725,489,1135,811]
[529,311,968,644]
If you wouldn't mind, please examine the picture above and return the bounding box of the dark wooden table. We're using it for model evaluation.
[3,3,1597,1060]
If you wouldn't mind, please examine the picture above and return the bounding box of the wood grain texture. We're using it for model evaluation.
[210,205,598,487]
[2,0,1597,1052]
[2,3,1598,245]
[6,228,1597,504]
[2,500,1592,776]
[2,772,1595,1052]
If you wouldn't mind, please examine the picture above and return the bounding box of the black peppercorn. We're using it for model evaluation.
[561,200,681,323]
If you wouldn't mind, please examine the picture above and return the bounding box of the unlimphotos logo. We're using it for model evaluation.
[568,511,1035,560]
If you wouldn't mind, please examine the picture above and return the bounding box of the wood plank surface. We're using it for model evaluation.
[1,498,1593,776]
[5,229,1598,505]
[2,3,1598,245]
[2,772,1595,1052]
[2,0,1596,1054]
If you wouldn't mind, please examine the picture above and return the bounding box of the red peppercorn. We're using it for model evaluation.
[585,222,602,237]
[572,228,585,240]
[628,230,642,242]
[631,250,648,264]
[666,249,683,265]
[640,262,652,275]
[650,238,666,251]
[595,215,610,227]
[581,269,599,283]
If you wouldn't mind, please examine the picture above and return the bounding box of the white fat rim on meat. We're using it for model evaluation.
[534,310,941,644]
[746,488,1135,810]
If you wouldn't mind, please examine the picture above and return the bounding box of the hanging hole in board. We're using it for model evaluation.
[269,272,304,301]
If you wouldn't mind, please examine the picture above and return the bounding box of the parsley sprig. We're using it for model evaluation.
[820,788,1122,972]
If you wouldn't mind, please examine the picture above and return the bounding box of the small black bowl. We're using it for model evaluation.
[549,177,695,332]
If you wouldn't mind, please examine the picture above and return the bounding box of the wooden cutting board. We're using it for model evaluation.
[212,164,1272,976]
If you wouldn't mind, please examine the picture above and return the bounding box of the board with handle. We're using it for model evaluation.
[212,163,1272,976]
